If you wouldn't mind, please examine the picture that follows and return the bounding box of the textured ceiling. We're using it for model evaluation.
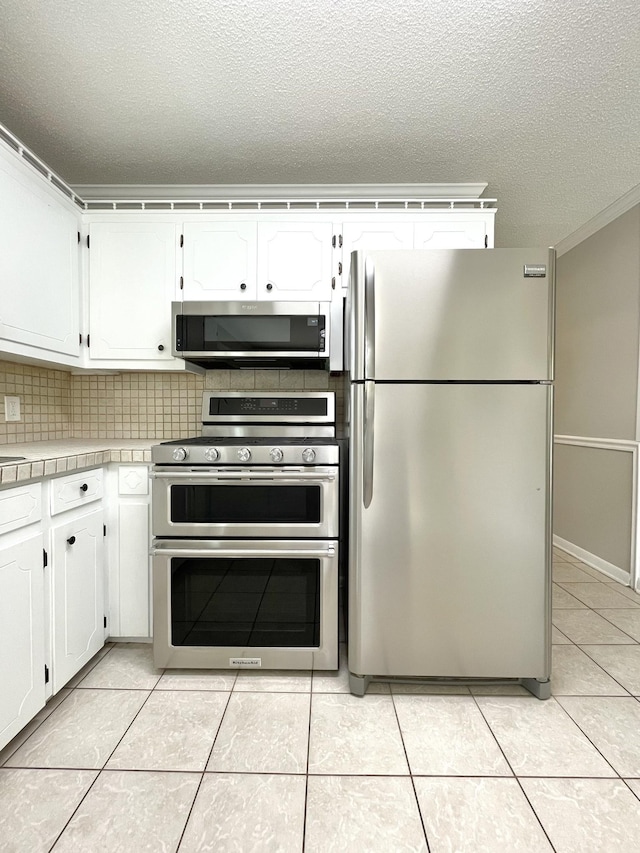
[0,0,639,246]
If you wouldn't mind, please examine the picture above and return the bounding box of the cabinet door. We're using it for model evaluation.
[51,508,104,691]
[0,532,45,751]
[183,221,257,300]
[414,217,488,249]
[111,466,151,638]
[257,222,333,301]
[0,151,80,360]
[88,221,178,360]
[340,222,414,292]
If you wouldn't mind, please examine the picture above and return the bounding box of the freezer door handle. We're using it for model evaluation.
[363,381,375,508]
[364,256,375,378]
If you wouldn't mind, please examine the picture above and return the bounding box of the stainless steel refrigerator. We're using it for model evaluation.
[346,248,555,698]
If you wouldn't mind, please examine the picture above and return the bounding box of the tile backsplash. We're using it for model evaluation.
[0,360,72,443]
[0,360,343,444]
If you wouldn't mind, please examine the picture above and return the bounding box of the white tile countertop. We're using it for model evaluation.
[0,440,156,486]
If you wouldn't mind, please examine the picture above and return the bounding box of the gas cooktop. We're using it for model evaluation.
[151,390,340,466]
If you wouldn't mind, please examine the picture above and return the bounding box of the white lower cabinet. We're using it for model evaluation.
[0,530,46,751]
[50,507,105,693]
[1,461,153,751]
[107,465,151,639]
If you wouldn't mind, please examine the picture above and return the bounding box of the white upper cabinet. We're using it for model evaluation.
[182,219,334,302]
[257,221,333,301]
[338,213,494,291]
[88,220,180,364]
[0,147,80,364]
[342,221,415,253]
[414,216,489,249]
[340,221,415,294]
[183,221,257,300]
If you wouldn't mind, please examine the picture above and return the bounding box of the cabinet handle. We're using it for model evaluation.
[266,283,273,291]
[158,344,165,351]
[67,536,76,545]
[80,483,88,492]
[240,282,247,291]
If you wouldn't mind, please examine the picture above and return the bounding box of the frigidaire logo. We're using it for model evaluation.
[241,304,258,310]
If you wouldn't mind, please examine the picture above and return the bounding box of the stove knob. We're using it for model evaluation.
[302,448,316,463]
[204,447,220,462]
[172,447,188,461]
[237,447,252,462]
[270,447,284,463]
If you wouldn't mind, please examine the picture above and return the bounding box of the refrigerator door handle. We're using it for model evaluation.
[363,381,375,508]
[364,256,375,378]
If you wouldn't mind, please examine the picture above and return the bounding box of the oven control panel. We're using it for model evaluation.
[152,442,340,466]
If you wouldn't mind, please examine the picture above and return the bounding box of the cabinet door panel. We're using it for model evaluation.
[183,222,257,300]
[414,218,487,248]
[52,509,104,691]
[0,533,45,750]
[88,221,177,360]
[257,222,333,301]
[0,153,80,358]
[340,222,414,292]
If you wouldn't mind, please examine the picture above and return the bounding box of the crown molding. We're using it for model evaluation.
[71,182,489,201]
[555,183,640,256]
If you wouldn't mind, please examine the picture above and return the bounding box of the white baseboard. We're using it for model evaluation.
[553,535,631,586]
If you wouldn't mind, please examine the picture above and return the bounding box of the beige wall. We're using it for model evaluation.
[553,203,640,573]
[0,359,343,444]
[555,204,640,440]
[554,443,633,574]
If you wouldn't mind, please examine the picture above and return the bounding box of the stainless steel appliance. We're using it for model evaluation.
[346,248,555,698]
[151,391,340,670]
[172,300,343,370]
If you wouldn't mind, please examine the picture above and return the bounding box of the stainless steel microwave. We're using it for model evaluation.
[172,300,343,370]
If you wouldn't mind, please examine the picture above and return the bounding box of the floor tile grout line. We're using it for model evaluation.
[0,689,75,767]
[589,609,640,644]
[622,778,640,802]
[574,644,638,695]
[46,762,104,851]
[554,580,640,610]
[389,688,432,852]
[301,688,313,852]
[471,693,558,851]
[175,684,235,851]
[551,696,624,780]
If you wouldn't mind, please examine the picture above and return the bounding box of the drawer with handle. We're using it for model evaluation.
[50,468,104,516]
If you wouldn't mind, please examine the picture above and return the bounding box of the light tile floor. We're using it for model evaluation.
[2,548,640,851]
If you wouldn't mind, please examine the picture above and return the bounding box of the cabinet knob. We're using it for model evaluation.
[266,283,273,291]
[80,483,88,492]
[158,344,165,352]
[240,282,247,291]
[67,536,76,545]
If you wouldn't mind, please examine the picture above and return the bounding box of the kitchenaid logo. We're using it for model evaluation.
[241,304,258,310]
[230,657,262,667]
[523,264,547,278]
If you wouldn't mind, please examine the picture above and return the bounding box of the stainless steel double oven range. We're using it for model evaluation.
[151,391,340,671]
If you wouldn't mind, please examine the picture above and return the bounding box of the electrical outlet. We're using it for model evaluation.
[4,396,21,422]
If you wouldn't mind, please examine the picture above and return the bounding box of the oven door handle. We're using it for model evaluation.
[151,545,337,559]
[150,471,337,482]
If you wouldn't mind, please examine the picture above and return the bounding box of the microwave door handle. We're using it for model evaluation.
[363,381,374,509]
[364,255,375,379]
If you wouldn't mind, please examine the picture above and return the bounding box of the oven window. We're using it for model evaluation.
[170,557,321,647]
[170,484,321,524]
